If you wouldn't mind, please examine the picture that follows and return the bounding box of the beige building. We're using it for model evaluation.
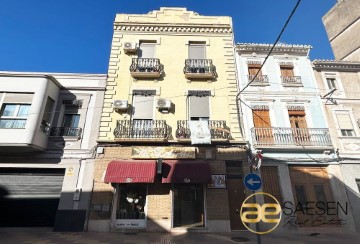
[322,0,360,61]
[313,59,360,232]
[89,8,248,232]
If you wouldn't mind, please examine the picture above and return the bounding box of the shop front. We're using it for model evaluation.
[103,159,211,230]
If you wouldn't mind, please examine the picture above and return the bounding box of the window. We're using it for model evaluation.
[61,114,80,136]
[132,91,155,137]
[314,185,327,203]
[280,65,294,77]
[252,108,273,144]
[0,104,31,129]
[138,42,155,58]
[248,64,262,77]
[356,179,360,193]
[116,184,147,220]
[40,97,55,134]
[189,42,206,59]
[326,78,337,90]
[63,114,80,128]
[188,91,210,121]
[294,185,308,208]
[336,114,355,136]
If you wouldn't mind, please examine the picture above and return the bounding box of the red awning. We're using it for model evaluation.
[104,160,157,183]
[162,160,211,183]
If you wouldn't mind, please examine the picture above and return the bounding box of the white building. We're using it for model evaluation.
[235,43,355,232]
[0,71,106,231]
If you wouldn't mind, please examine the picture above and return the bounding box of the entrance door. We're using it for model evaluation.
[289,166,336,228]
[0,168,65,227]
[173,184,204,228]
[226,161,246,230]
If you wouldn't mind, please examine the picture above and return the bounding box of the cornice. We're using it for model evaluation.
[114,23,232,34]
[312,59,360,71]
[236,43,312,55]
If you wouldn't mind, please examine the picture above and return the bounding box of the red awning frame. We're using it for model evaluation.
[161,160,211,183]
[104,160,157,183]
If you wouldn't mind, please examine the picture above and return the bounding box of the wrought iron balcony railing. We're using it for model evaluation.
[50,127,82,138]
[184,59,216,79]
[251,127,332,148]
[114,120,170,139]
[176,120,230,140]
[130,58,164,78]
[248,75,269,84]
[281,76,302,85]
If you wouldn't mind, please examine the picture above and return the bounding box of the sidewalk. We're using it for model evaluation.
[1,228,360,243]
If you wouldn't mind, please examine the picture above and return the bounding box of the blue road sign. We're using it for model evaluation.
[244,173,262,191]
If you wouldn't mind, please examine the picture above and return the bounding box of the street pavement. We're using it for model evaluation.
[1,228,360,243]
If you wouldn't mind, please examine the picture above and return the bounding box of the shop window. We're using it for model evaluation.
[0,104,31,129]
[294,185,308,208]
[314,185,327,203]
[116,185,147,220]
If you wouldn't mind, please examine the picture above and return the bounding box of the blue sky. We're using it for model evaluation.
[0,0,336,74]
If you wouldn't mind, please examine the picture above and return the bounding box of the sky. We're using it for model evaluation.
[0,0,337,74]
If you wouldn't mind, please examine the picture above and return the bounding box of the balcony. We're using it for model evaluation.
[248,75,269,85]
[251,127,332,148]
[184,59,216,79]
[114,120,170,140]
[281,76,302,86]
[130,58,164,78]
[176,120,230,140]
[50,127,82,138]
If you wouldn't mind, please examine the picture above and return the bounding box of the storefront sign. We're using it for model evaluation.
[115,219,146,229]
[132,147,196,159]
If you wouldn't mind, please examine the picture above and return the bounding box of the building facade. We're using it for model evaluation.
[0,72,106,231]
[89,8,248,232]
[322,0,360,61]
[313,59,360,232]
[236,43,355,232]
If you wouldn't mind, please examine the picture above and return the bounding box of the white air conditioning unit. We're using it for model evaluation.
[113,100,128,110]
[156,99,171,111]
[123,42,138,54]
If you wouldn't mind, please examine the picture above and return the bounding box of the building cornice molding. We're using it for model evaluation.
[114,23,232,34]
[236,43,312,55]
[312,59,360,71]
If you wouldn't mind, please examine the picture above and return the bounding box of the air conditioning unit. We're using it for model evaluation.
[123,42,137,54]
[156,99,171,112]
[113,100,128,110]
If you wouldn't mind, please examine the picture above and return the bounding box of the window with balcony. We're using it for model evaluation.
[336,113,356,137]
[0,104,31,129]
[252,107,273,145]
[280,63,302,86]
[184,42,216,79]
[247,62,268,84]
[288,109,310,144]
[130,41,163,78]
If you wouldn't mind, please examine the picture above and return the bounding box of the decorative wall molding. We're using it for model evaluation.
[132,90,157,96]
[188,90,211,97]
[236,43,311,55]
[287,105,305,111]
[62,99,83,108]
[313,59,360,71]
[279,62,294,67]
[247,60,262,66]
[115,24,232,34]
[250,105,269,110]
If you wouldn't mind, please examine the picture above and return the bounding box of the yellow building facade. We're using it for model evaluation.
[89,8,248,232]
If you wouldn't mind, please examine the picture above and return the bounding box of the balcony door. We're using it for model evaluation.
[188,42,206,73]
[62,114,80,136]
[252,109,273,145]
[288,110,309,144]
[132,92,155,138]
